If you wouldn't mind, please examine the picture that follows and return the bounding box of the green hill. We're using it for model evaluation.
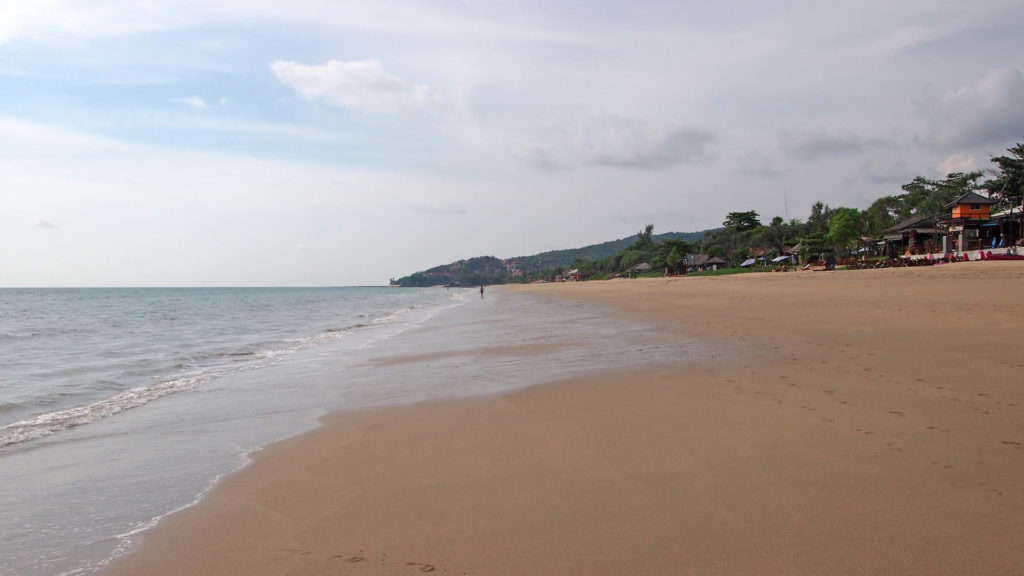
[508,231,707,272]
[390,230,713,287]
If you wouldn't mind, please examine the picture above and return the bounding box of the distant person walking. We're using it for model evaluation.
[480,285,485,299]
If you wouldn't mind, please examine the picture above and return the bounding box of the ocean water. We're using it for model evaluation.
[0,286,696,576]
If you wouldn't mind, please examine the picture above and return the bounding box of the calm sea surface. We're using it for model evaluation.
[0,286,696,576]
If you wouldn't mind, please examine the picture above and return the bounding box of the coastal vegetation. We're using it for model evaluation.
[391,139,1024,286]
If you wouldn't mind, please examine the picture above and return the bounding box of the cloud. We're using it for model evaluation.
[917,67,1024,149]
[0,114,125,156]
[856,159,914,186]
[736,148,782,178]
[778,126,863,160]
[173,96,207,109]
[516,114,715,171]
[270,59,443,114]
[32,218,58,229]
[410,204,468,216]
[937,153,979,175]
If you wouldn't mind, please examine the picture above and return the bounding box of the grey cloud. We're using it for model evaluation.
[32,219,58,229]
[409,204,468,216]
[916,67,1024,150]
[737,148,783,178]
[519,114,715,171]
[856,159,914,186]
[778,127,863,160]
[595,127,716,169]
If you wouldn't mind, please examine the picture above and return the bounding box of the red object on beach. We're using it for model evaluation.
[982,252,1024,261]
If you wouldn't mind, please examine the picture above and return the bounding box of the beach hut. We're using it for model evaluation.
[882,214,940,257]
[989,202,1024,247]
[557,268,581,282]
[627,262,651,278]
[702,256,726,270]
[785,243,804,264]
[689,255,727,271]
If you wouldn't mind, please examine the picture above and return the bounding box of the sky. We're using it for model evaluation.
[2,0,1023,286]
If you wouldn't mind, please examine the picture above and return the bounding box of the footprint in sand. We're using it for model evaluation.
[1001,441,1021,448]
[406,562,437,572]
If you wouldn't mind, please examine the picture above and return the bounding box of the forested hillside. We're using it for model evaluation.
[390,230,712,286]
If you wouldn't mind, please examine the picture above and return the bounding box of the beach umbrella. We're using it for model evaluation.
[740,258,756,267]
[771,255,791,263]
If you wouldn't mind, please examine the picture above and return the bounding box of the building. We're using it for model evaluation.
[942,191,995,252]
[882,214,940,257]
[687,254,728,271]
[988,203,1024,247]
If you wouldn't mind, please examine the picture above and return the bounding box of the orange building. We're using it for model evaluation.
[944,191,994,252]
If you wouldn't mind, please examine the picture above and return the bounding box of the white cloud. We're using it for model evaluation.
[937,153,979,175]
[174,96,207,109]
[918,67,1024,149]
[0,114,125,156]
[32,218,58,229]
[270,59,443,114]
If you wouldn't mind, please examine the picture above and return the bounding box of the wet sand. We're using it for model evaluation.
[100,262,1024,575]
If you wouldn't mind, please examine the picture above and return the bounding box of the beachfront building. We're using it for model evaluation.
[942,191,994,252]
[687,254,728,271]
[988,203,1024,247]
[882,214,940,258]
[556,268,581,282]
[784,243,804,265]
[627,262,651,278]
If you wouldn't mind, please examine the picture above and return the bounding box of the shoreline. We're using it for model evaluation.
[99,263,1024,575]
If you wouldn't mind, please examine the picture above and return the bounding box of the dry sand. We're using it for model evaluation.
[100,262,1024,575]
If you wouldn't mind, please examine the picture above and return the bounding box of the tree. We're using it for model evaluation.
[763,216,788,255]
[825,207,863,256]
[655,238,691,274]
[806,201,831,236]
[723,211,761,232]
[863,195,901,236]
[900,171,985,221]
[985,140,1024,210]
[632,224,655,251]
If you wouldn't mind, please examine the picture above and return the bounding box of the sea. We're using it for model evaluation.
[0,286,695,576]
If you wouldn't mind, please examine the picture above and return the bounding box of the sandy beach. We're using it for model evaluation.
[100,262,1024,576]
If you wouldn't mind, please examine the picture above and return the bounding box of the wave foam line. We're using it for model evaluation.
[0,373,214,449]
